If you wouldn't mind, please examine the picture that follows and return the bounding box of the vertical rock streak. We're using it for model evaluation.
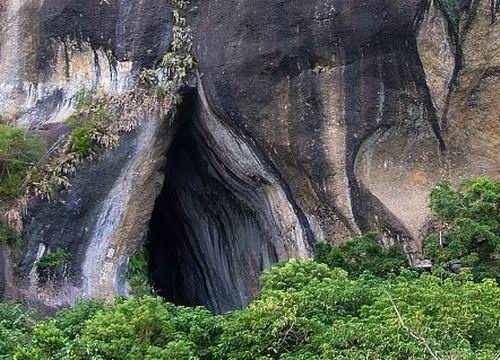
[148,83,311,313]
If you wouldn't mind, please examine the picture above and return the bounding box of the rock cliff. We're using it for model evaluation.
[0,0,498,312]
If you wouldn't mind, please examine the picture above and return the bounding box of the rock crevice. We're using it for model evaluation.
[148,86,311,313]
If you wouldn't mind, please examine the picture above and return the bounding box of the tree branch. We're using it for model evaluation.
[385,291,440,360]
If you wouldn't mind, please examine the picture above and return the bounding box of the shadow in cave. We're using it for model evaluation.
[146,91,278,314]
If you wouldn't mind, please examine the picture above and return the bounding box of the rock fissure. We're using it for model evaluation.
[146,88,310,313]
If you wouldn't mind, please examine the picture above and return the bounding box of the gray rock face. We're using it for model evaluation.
[148,87,310,313]
[194,0,442,245]
[0,0,498,311]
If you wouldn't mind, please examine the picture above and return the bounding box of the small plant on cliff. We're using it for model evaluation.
[29,97,118,200]
[315,232,409,277]
[0,124,44,198]
[28,89,158,200]
[424,177,500,282]
[0,223,20,246]
[37,248,71,282]
[139,0,195,100]
[127,250,154,296]
[68,102,116,157]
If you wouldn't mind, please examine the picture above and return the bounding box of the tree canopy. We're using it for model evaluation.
[1,177,499,359]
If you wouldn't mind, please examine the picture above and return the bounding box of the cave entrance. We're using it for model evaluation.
[145,91,278,314]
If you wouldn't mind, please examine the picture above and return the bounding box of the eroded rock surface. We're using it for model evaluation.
[0,0,498,311]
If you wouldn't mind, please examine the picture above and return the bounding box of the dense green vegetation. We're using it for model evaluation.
[67,95,115,158]
[127,250,154,296]
[315,232,408,278]
[424,177,499,282]
[1,261,498,359]
[0,304,34,359]
[0,121,44,245]
[0,123,44,198]
[0,177,498,359]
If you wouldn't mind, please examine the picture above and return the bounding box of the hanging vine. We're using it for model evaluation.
[140,0,196,102]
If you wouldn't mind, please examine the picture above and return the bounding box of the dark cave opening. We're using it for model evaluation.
[145,125,202,309]
[145,92,279,314]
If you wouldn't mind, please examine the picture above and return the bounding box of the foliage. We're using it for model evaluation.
[0,303,34,359]
[0,123,44,247]
[0,223,20,246]
[37,249,71,282]
[315,232,409,278]
[424,177,500,282]
[37,249,71,271]
[2,259,498,360]
[127,250,154,296]
[287,272,499,360]
[2,178,499,358]
[67,100,116,158]
[28,96,120,200]
[28,90,154,200]
[50,299,106,339]
[73,90,94,115]
[139,0,195,99]
[0,124,44,198]
[162,0,195,87]
[14,297,223,360]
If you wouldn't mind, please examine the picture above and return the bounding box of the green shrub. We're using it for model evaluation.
[424,177,500,282]
[69,121,98,157]
[68,102,114,157]
[51,299,106,338]
[1,261,499,360]
[0,223,20,246]
[0,303,35,359]
[2,177,499,359]
[37,249,71,282]
[19,297,221,360]
[315,232,409,278]
[37,249,71,271]
[0,124,44,198]
[128,250,154,296]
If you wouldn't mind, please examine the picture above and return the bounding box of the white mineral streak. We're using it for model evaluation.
[0,0,24,88]
[0,0,134,126]
[82,118,161,299]
[198,77,310,259]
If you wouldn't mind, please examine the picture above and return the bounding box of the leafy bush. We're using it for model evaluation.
[4,260,499,360]
[0,223,20,246]
[424,178,500,282]
[288,271,499,360]
[68,102,115,157]
[15,297,223,360]
[37,249,71,282]
[315,232,409,278]
[2,177,499,359]
[37,249,71,271]
[0,303,34,359]
[127,250,154,296]
[0,124,44,198]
